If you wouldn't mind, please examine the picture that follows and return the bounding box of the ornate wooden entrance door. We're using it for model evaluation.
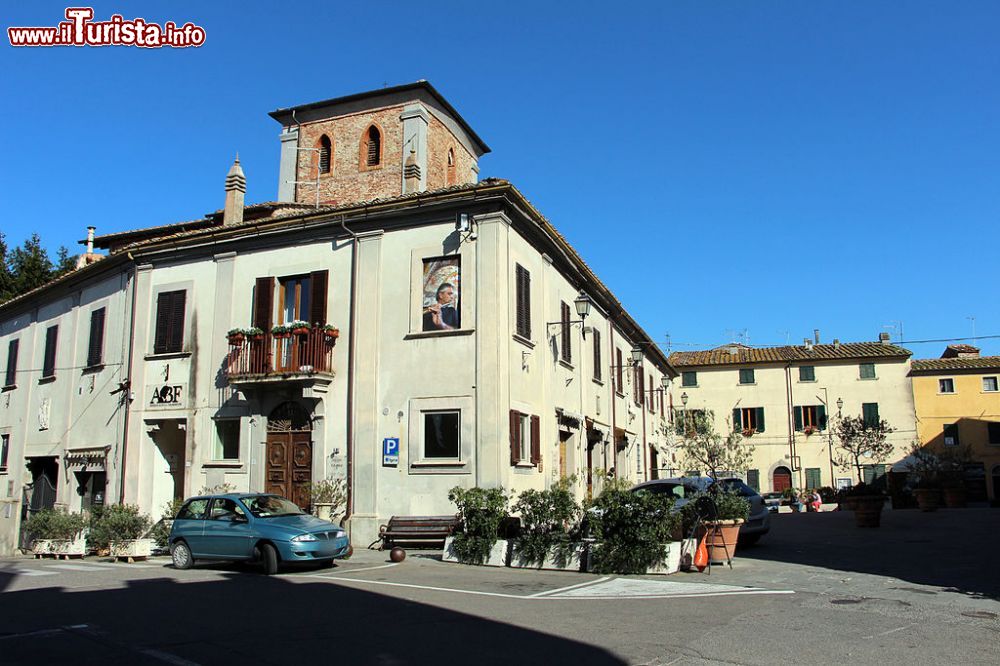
[266,432,312,509]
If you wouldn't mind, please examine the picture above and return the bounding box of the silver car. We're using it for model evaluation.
[631,476,770,545]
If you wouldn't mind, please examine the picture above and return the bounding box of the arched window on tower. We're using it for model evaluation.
[363,125,381,168]
[446,147,456,186]
[318,135,332,174]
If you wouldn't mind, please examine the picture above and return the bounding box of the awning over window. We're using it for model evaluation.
[64,446,110,471]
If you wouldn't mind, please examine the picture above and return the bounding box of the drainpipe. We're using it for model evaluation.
[341,217,359,523]
[640,369,648,482]
[784,364,798,489]
[118,259,138,504]
[609,326,617,480]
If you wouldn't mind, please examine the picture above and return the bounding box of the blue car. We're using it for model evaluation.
[168,493,350,575]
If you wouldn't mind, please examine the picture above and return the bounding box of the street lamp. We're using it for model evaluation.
[836,397,844,414]
[547,291,592,337]
[680,392,688,406]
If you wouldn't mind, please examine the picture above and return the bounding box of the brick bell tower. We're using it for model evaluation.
[269,81,490,207]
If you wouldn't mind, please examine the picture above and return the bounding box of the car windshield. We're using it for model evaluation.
[636,483,685,499]
[715,479,759,498]
[241,495,304,518]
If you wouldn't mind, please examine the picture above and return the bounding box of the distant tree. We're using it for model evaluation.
[54,246,77,277]
[675,410,755,480]
[834,415,895,483]
[0,232,13,302]
[9,233,54,297]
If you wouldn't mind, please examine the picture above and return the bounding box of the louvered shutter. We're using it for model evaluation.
[648,374,654,411]
[319,136,331,174]
[509,410,520,466]
[793,407,803,431]
[153,292,171,354]
[756,407,765,433]
[592,330,601,381]
[530,415,541,469]
[615,349,623,392]
[5,339,18,386]
[818,405,827,430]
[42,326,58,377]
[560,302,571,362]
[253,277,274,331]
[167,292,186,353]
[733,408,742,431]
[154,291,185,354]
[309,270,328,326]
[515,265,531,338]
[87,308,105,367]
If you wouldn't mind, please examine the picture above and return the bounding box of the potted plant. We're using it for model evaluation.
[245,326,265,342]
[939,446,971,508]
[322,324,340,340]
[694,487,750,563]
[444,486,510,567]
[309,477,347,524]
[587,484,680,574]
[510,477,583,571]
[149,498,185,554]
[90,504,154,562]
[803,425,818,436]
[226,328,245,345]
[271,324,291,339]
[25,508,88,557]
[905,444,942,512]
[288,320,311,335]
[841,483,885,527]
[741,427,755,438]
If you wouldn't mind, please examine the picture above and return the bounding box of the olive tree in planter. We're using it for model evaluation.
[510,477,582,571]
[833,416,894,526]
[684,488,750,563]
[443,486,510,566]
[674,410,755,481]
[587,486,680,574]
[89,504,154,561]
[309,478,347,524]
[24,509,88,557]
[905,443,943,512]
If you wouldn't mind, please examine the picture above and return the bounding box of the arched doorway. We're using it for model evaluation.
[266,401,313,510]
[773,466,793,492]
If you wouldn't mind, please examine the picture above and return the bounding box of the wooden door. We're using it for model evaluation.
[266,432,313,510]
[773,466,792,492]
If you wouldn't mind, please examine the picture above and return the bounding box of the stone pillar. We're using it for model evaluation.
[399,104,428,194]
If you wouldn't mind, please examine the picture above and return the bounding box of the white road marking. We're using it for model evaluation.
[326,563,400,575]
[139,648,203,666]
[7,568,59,577]
[46,563,111,572]
[85,561,157,569]
[528,576,612,597]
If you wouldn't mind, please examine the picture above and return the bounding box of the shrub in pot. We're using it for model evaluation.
[309,477,347,523]
[905,444,943,512]
[89,504,153,559]
[25,508,88,555]
[842,483,885,527]
[150,498,185,550]
[587,486,678,574]
[684,488,750,562]
[447,486,509,565]
[511,476,581,569]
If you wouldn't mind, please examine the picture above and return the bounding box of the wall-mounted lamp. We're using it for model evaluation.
[547,291,592,336]
[455,212,476,242]
[680,391,689,407]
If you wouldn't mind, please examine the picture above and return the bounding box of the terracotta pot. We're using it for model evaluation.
[702,520,742,563]
[943,486,967,508]
[273,332,290,340]
[851,495,884,527]
[250,334,265,342]
[227,334,244,345]
[913,488,941,512]
[292,327,310,335]
[324,329,340,339]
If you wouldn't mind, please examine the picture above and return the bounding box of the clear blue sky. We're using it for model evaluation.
[2,1,997,357]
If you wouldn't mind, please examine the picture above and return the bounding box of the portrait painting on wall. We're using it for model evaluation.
[422,257,460,331]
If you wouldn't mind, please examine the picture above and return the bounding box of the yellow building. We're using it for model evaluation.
[910,345,1000,502]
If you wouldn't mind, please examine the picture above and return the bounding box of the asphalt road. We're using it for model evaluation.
[1,509,998,665]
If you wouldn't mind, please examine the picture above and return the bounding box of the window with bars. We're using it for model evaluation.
[592,329,602,381]
[514,264,531,339]
[42,326,58,378]
[365,125,381,167]
[318,135,332,174]
[4,339,17,387]
[153,290,186,354]
[86,308,106,368]
[560,302,571,364]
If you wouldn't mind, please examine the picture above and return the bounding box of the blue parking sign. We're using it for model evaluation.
[382,437,399,467]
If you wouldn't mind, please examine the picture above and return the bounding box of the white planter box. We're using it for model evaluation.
[510,542,584,571]
[34,535,86,558]
[109,538,153,561]
[442,536,509,567]
[586,539,691,575]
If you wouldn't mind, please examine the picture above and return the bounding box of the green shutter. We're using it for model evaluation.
[805,468,821,489]
[747,469,760,491]
[818,405,827,430]
[732,408,742,431]
[863,465,875,485]
[793,406,803,431]
[755,407,765,433]
[863,403,879,426]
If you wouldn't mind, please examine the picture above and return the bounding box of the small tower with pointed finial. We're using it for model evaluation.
[224,154,246,226]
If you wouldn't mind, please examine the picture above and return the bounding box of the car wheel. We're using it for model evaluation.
[171,541,193,570]
[260,543,279,575]
[739,534,762,546]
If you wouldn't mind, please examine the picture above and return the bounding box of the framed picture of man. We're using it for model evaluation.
[422,257,460,331]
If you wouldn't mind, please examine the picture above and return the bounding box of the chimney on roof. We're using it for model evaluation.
[814,329,820,344]
[803,338,813,350]
[224,155,246,226]
[75,225,104,269]
[941,344,980,359]
[833,338,841,349]
[879,332,891,345]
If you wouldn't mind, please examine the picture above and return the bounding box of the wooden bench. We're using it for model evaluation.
[377,515,460,550]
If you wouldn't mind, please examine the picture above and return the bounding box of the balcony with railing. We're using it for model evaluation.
[226,328,337,383]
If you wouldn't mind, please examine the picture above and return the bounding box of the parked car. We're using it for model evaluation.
[631,476,770,545]
[760,491,783,513]
[168,493,350,575]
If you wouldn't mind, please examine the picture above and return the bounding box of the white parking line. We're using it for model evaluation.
[46,563,112,572]
[326,563,400,575]
[528,576,612,597]
[8,569,59,577]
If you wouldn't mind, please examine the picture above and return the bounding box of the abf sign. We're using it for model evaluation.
[147,383,187,409]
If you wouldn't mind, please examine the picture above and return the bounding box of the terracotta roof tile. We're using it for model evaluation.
[669,342,911,367]
[910,357,1000,373]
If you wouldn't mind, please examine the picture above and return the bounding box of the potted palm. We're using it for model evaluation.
[309,477,347,524]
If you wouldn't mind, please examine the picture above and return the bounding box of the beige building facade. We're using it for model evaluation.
[667,335,918,493]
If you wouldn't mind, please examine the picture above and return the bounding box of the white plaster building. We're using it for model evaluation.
[667,334,918,493]
[0,82,674,552]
